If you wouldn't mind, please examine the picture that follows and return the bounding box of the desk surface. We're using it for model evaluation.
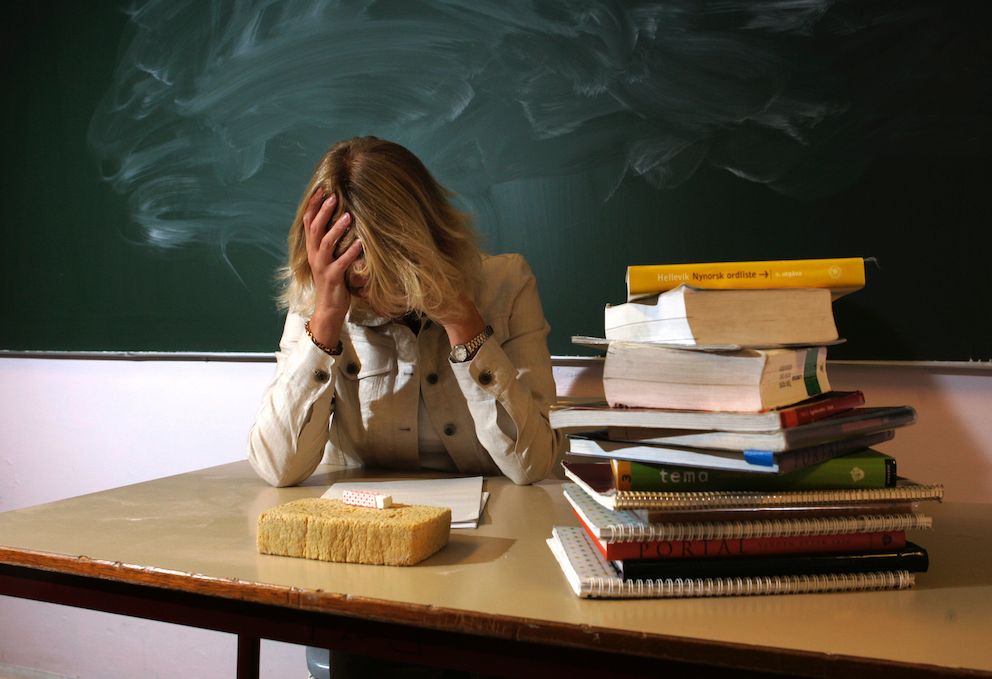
[1,461,990,676]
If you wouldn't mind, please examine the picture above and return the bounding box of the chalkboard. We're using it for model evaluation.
[3,0,991,361]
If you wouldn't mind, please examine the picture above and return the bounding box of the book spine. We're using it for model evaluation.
[757,346,829,411]
[614,544,929,580]
[615,450,895,493]
[778,390,866,428]
[600,530,907,561]
[626,257,866,299]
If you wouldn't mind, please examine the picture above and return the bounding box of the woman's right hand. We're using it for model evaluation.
[303,188,364,346]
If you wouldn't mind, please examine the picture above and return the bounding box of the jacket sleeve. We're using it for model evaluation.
[247,312,338,487]
[449,258,565,484]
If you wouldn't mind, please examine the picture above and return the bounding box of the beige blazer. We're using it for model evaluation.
[248,253,565,487]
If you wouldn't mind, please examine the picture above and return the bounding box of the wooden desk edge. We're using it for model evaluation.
[2,546,986,678]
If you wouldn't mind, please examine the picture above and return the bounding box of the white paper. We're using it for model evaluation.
[462,491,490,530]
[322,476,485,528]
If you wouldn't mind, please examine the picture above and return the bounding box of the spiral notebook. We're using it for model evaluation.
[563,461,944,511]
[547,526,917,599]
[563,482,934,543]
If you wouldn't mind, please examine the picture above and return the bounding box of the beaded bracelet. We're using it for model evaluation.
[304,319,343,355]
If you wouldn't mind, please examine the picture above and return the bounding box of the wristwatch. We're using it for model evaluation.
[450,325,493,363]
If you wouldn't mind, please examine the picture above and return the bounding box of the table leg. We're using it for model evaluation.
[237,634,260,679]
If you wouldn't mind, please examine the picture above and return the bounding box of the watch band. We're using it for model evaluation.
[450,325,493,363]
[304,319,343,356]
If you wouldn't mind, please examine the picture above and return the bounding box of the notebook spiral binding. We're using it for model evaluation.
[613,484,944,510]
[585,571,916,598]
[607,513,933,542]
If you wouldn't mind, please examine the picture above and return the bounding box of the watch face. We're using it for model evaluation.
[452,345,469,362]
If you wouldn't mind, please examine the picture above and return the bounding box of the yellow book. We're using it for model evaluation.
[626,257,867,301]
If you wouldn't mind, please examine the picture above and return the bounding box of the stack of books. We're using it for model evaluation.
[547,257,943,599]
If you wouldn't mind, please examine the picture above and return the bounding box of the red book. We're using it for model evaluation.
[551,390,866,433]
[777,390,867,428]
[574,509,907,561]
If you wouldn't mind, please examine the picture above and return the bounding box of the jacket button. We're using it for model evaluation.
[478,371,493,386]
[426,372,439,385]
[313,368,330,383]
[443,424,457,436]
[346,362,359,375]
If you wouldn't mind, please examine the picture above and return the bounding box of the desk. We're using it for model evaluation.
[1,462,990,678]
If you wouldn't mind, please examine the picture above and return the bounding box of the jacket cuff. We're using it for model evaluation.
[284,335,339,401]
[449,337,514,402]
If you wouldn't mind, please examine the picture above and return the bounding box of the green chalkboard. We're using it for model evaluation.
[3,1,991,360]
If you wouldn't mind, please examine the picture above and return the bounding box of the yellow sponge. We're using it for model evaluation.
[257,497,451,566]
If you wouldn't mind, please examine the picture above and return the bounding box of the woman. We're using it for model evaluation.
[248,136,564,487]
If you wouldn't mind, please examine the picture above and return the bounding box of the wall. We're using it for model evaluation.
[1,356,990,678]
[0,357,299,679]
[829,363,992,498]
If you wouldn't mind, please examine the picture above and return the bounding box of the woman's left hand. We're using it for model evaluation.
[439,294,487,347]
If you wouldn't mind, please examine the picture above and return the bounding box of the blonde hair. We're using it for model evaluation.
[279,137,482,321]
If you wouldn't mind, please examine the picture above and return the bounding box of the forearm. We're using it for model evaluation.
[307,308,347,350]
[450,331,564,484]
[247,315,337,487]
[441,303,487,347]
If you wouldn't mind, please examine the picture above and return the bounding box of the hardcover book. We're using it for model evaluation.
[611,448,897,492]
[605,285,838,346]
[547,526,915,599]
[551,390,866,434]
[604,406,916,453]
[612,543,929,580]
[562,461,944,511]
[602,342,829,412]
[566,429,895,474]
[625,257,867,301]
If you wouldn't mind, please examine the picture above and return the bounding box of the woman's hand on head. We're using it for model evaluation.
[304,188,363,343]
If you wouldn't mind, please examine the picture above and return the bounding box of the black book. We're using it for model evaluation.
[614,543,929,581]
[603,406,917,453]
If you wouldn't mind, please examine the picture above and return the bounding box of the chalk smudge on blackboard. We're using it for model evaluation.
[89,0,990,256]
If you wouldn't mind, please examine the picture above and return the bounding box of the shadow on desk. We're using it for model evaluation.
[426,535,514,566]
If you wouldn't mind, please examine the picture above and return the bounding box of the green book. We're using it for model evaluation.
[614,448,896,492]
